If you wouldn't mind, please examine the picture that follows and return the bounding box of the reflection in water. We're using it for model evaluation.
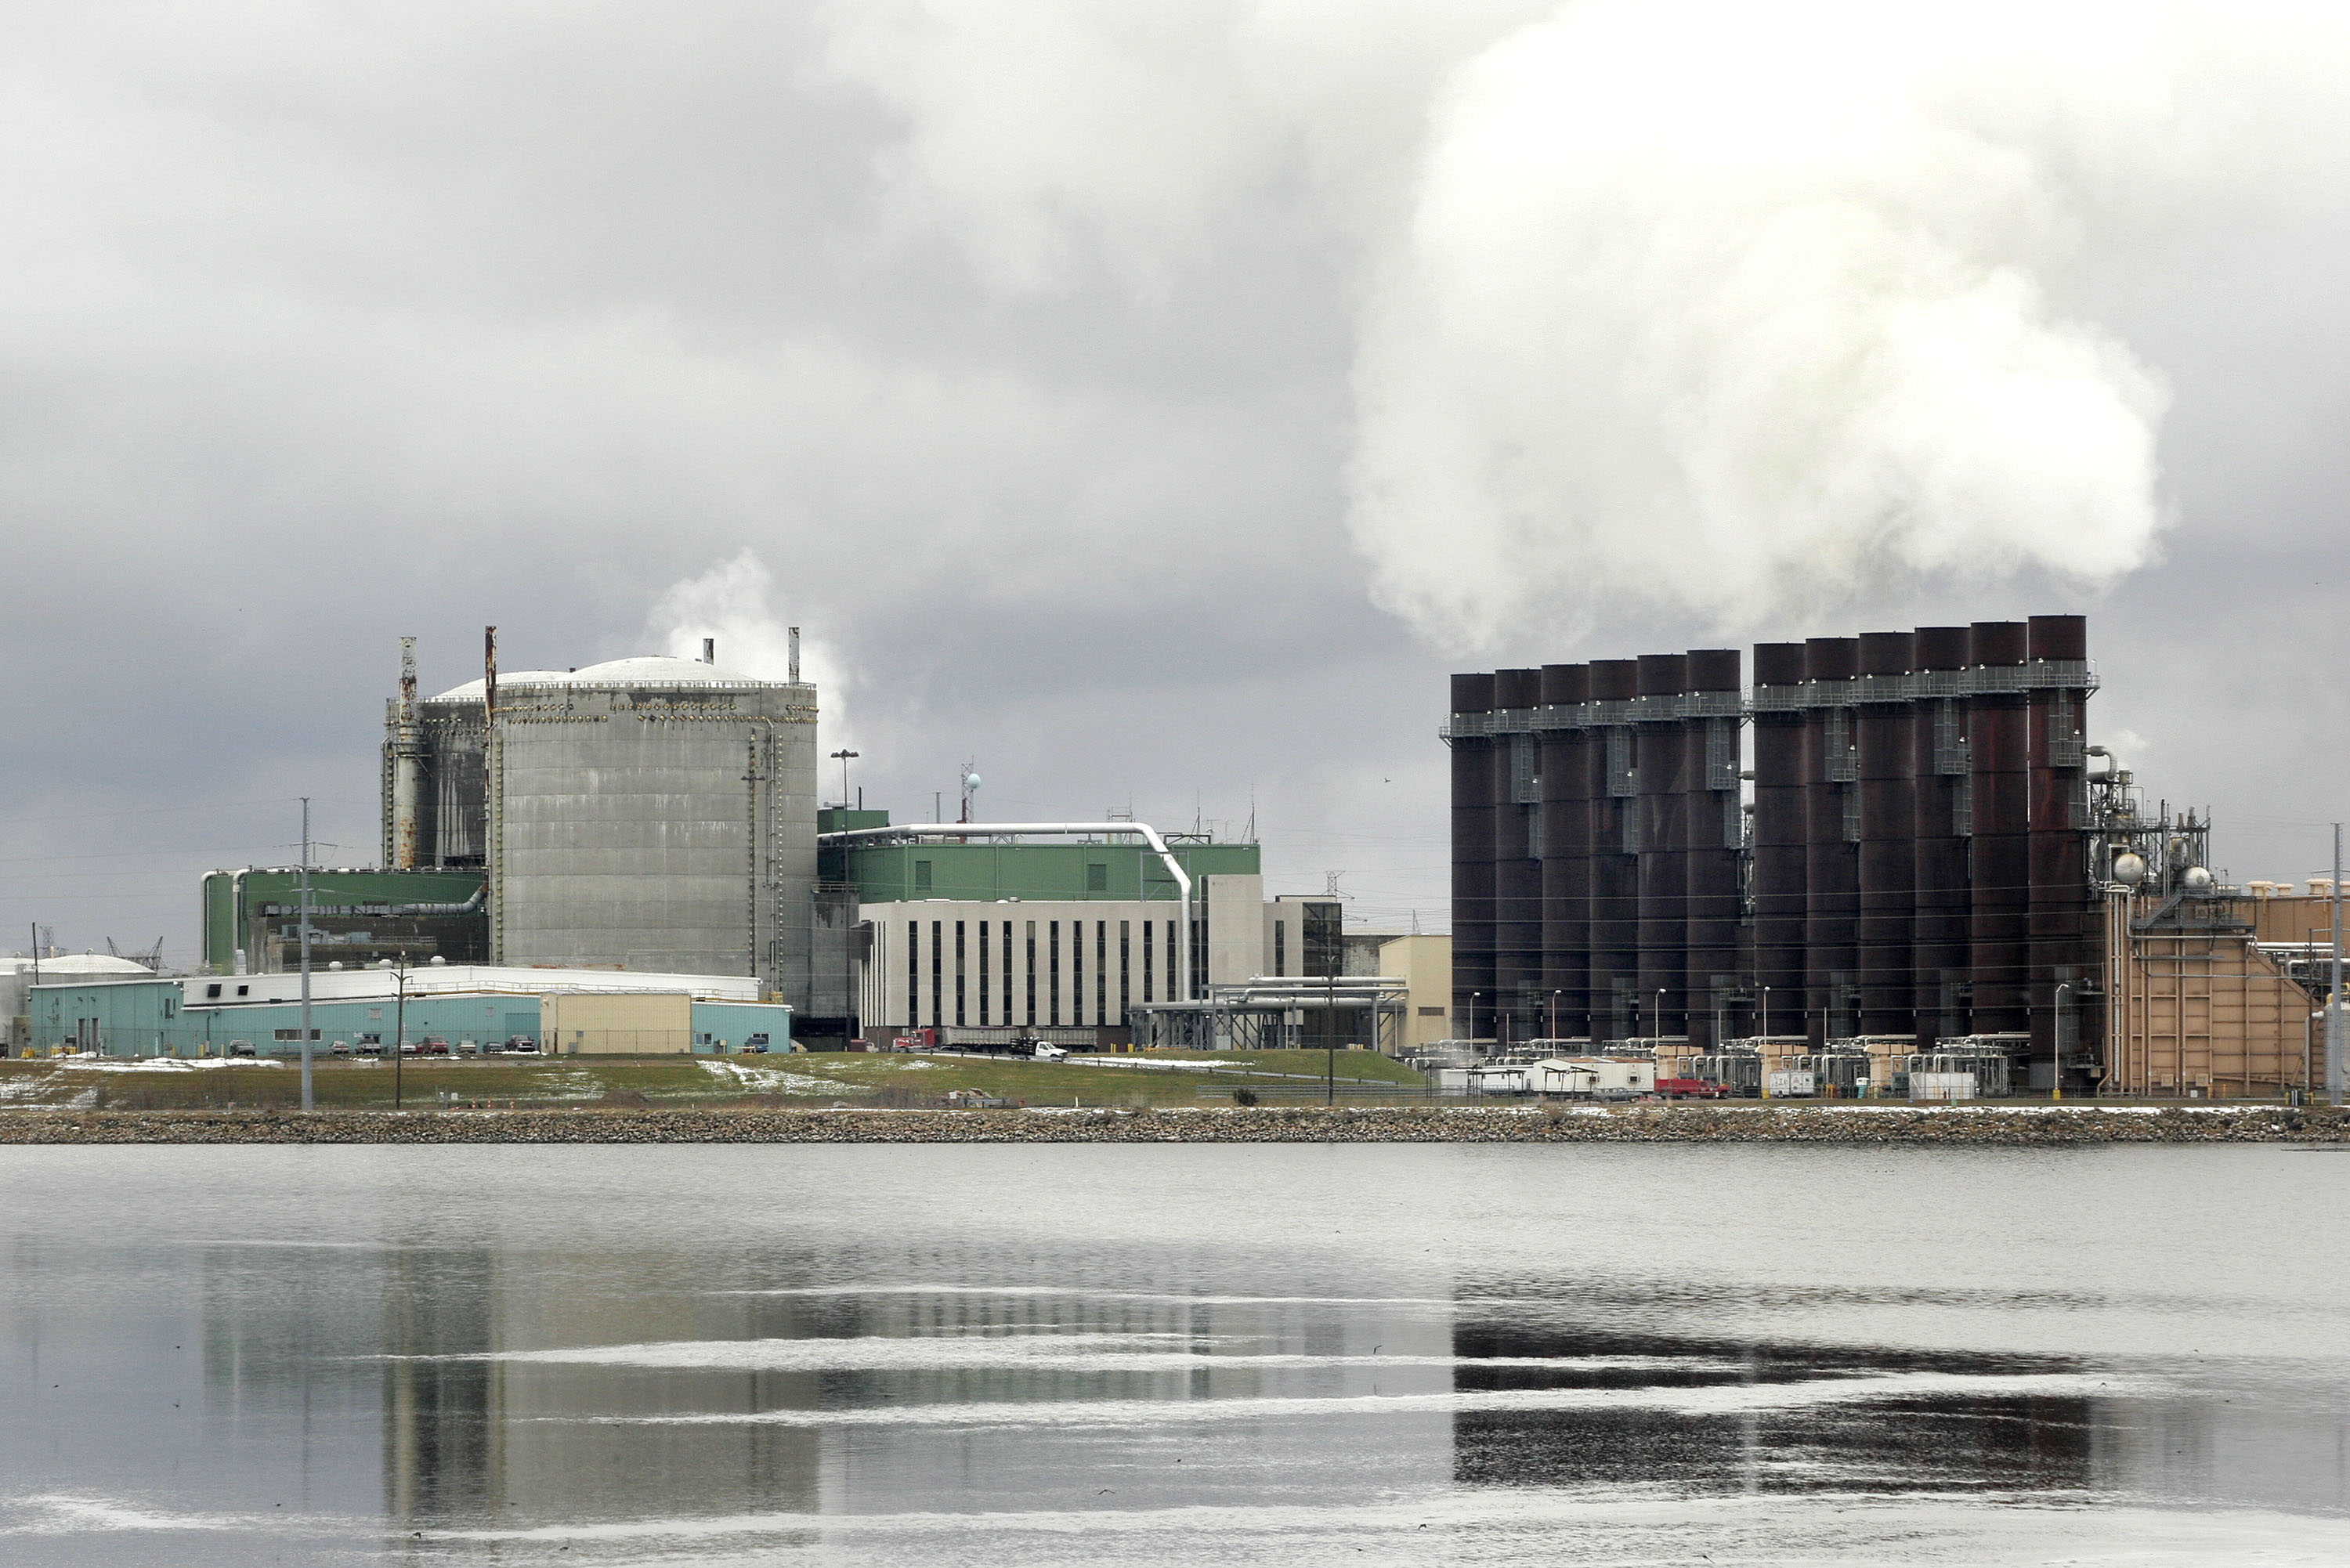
[2,1145,2345,1565]
[1447,1317,2095,1494]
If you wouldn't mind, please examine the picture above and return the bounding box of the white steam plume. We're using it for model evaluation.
[818,1,2350,649]
[1352,0,2188,647]
[645,550,854,754]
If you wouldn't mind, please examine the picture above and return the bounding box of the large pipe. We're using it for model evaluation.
[1750,642,1808,1042]
[1855,630,1917,1038]
[1492,667,1545,1047]
[1587,659,1640,1042]
[819,822,1195,1002]
[1636,653,1689,1041]
[1539,662,1592,1039]
[1683,648,1741,1051]
[1803,636,1860,1046]
[1450,673,1498,1037]
[1911,626,1973,1045]
[1969,620,2031,1035]
[2027,613,2091,1078]
[391,636,422,872]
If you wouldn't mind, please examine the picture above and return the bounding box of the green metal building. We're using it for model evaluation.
[815,808,1260,904]
[200,868,488,975]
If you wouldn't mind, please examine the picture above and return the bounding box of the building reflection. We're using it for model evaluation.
[200,1241,2344,1537]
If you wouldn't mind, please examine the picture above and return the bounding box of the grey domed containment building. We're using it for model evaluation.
[382,638,819,1009]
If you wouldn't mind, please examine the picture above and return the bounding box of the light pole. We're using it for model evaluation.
[830,749,859,809]
[1761,985,1771,1042]
[298,798,315,1113]
[1549,989,1560,1044]
[1654,989,1665,1044]
[1470,991,1480,1046]
[377,957,410,1111]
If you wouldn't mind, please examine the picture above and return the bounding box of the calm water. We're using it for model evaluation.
[2,1143,2345,1565]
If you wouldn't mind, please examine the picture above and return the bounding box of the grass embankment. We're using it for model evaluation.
[0,1046,1432,1114]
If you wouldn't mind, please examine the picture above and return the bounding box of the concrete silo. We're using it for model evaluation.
[386,648,819,1008]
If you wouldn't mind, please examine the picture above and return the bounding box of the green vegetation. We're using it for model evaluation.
[0,1046,1435,1112]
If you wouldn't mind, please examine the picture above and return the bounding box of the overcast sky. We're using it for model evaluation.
[5,1,2349,968]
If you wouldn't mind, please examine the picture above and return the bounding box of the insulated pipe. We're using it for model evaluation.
[1803,637,1860,1046]
[1493,667,1545,1046]
[1587,659,1640,1042]
[1450,672,1498,1036]
[2027,614,2091,1077]
[1683,649,1741,1051]
[1969,621,2031,1036]
[818,822,1197,1002]
[1750,643,1808,1043]
[1539,662,1592,1039]
[1855,631,1916,1039]
[1911,626,1973,1046]
[1636,653,1689,1041]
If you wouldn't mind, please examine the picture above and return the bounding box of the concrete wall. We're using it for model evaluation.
[542,992,692,1056]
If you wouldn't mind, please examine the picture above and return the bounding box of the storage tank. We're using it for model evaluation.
[397,655,818,1006]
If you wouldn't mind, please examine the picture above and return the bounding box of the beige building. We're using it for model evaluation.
[540,992,692,1056]
[1373,934,1454,1052]
[2104,889,2328,1097]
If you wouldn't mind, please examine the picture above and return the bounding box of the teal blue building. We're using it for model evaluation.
[27,977,791,1057]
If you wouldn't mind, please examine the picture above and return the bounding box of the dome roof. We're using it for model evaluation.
[7,952,152,977]
[430,655,782,702]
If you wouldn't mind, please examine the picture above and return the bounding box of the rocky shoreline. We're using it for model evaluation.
[2,1104,2344,1145]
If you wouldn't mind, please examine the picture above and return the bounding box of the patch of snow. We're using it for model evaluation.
[56,1057,283,1072]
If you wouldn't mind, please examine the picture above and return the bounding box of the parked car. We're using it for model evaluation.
[228,1041,256,1057]
[501,1035,538,1054]
[407,1037,450,1057]
[744,1033,771,1053]
[356,1035,385,1056]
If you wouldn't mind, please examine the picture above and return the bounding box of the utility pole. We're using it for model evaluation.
[379,957,410,1111]
[2331,824,2344,1107]
[299,799,314,1113]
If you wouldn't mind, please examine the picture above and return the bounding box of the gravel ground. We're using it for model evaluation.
[2,1104,2344,1144]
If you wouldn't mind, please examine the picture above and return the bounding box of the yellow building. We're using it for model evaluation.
[1376,935,1454,1053]
[539,992,692,1056]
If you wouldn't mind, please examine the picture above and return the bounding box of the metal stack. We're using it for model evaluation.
[1444,616,2098,1083]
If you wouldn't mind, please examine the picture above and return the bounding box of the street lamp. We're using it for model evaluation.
[1549,989,1561,1044]
[830,749,859,809]
[1762,985,1771,1042]
[377,957,410,1111]
[1470,991,1480,1046]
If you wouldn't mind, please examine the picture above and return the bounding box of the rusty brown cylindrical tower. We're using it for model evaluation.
[1491,667,1544,1048]
[1803,637,1860,1046]
[1749,643,1808,1045]
[1911,626,1973,1044]
[1683,649,1743,1052]
[1586,659,1641,1042]
[1969,621,2032,1037]
[1635,654,1690,1042]
[2027,614,2092,1082]
[1449,671,1497,1039]
[1538,663,1592,1040]
[1856,631,1917,1039]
